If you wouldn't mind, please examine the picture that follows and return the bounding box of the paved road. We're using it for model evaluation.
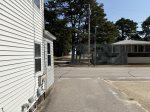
[38,66,150,112]
[55,66,150,80]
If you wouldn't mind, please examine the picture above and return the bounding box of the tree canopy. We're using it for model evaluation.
[115,18,138,40]
[142,16,150,41]
[45,0,72,56]
[45,0,119,59]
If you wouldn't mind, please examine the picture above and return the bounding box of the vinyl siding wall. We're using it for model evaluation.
[0,0,44,112]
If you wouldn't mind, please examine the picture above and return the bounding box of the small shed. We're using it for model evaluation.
[112,40,150,64]
[43,30,56,89]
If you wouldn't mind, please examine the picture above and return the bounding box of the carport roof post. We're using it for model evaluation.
[112,40,150,46]
[44,30,56,40]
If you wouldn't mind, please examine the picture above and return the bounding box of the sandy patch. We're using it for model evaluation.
[112,81,150,112]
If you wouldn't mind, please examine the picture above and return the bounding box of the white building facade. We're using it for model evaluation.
[112,40,150,64]
[0,0,55,112]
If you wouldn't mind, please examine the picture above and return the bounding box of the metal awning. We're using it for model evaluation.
[112,40,150,45]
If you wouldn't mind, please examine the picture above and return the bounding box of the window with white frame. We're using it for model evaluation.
[34,0,40,8]
[47,43,51,66]
[35,43,41,72]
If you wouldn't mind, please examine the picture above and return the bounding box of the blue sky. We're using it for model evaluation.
[98,0,150,30]
[45,0,150,30]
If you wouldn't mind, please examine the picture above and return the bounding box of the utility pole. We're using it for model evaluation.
[94,26,98,66]
[88,4,91,66]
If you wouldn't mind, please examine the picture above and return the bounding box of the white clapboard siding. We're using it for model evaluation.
[0,0,44,112]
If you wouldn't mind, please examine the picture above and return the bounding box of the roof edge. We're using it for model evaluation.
[112,40,150,45]
[44,30,56,40]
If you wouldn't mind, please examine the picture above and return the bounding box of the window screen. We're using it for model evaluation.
[35,43,41,72]
[138,45,144,52]
[48,55,51,66]
[146,45,150,52]
[34,0,40,8]
[47,43,51,66]
[35,43,41,57]
[134,45,138,52]
[126,45,131,53]
[47,43,50,54]
[35,58,41,72]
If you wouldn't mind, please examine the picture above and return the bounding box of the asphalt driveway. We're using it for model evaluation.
[37,66,150,112]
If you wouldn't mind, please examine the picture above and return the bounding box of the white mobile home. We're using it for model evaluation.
[112,40,150,64]
[0,0,55,112]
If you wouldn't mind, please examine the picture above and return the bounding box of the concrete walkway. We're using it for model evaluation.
[37,66,150,112]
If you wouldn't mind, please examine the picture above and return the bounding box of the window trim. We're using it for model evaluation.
[35,42,42,73]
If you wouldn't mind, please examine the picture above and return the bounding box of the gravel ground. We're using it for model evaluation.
[112,81,150,112]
